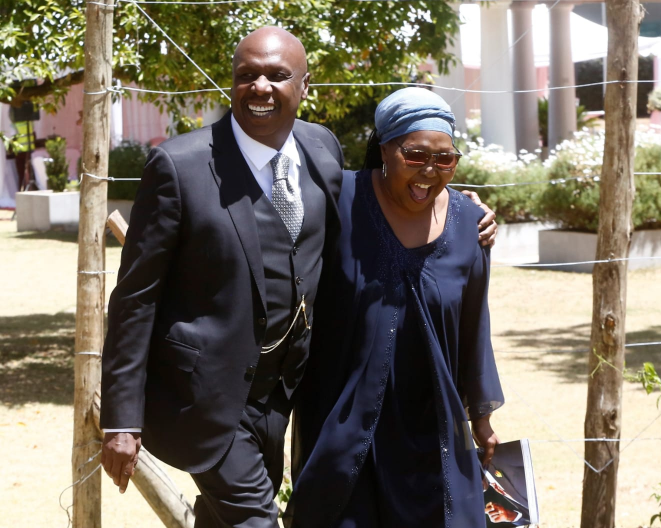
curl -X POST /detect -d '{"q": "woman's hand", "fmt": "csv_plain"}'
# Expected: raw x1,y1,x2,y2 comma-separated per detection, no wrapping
472,413,499,467
461,190,498,248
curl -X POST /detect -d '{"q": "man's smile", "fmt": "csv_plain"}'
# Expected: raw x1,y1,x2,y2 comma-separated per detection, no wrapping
248,103,275,117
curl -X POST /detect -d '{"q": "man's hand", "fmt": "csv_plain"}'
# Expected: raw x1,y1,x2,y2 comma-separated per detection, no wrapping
485,502,518,523
461,190,498,248
472,413,499,467
101,432,141,494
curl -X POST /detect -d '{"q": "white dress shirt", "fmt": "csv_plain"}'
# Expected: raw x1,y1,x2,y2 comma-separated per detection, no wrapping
104,115,302,435
230,113,302,201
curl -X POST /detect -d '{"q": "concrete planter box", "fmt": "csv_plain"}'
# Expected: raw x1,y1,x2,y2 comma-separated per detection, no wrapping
107,199,133,223
539,229,661,273
15,194,134,232
15,190,80,232
491,221,557,265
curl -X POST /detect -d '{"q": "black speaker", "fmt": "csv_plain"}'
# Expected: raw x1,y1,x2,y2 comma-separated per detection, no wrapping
9,101,40,122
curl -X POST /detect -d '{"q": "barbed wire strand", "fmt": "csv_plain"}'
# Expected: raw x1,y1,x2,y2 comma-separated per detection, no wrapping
82,169,661,189
59,462,102,528
507,376,661,473
108,85,218,95
104,79,659,98
626,341,661,348
502,378,604,473
531,437,661,444
127,0,231,101
449,175,598,189
496,341,661,356
118,0,262,3
80,172,141,182
493,256,661,269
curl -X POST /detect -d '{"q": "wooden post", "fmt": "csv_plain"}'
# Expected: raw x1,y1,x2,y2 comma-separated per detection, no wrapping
580,1,643,527
73,1,114,527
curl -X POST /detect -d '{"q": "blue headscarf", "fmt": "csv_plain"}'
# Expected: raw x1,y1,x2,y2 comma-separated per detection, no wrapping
375,87,456,145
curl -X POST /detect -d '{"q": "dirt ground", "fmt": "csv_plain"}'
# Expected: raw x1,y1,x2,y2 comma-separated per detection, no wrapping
1,208,660,527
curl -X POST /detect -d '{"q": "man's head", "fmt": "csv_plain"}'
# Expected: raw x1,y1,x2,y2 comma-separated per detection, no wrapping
231,27,310,150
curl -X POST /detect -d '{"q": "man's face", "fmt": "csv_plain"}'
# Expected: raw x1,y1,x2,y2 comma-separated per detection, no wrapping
231,30,310,150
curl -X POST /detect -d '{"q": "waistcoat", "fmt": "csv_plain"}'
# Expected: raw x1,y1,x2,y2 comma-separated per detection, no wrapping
248,145,327,399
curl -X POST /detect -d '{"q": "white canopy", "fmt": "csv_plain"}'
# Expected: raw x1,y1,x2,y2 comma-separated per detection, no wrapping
459,4,661,68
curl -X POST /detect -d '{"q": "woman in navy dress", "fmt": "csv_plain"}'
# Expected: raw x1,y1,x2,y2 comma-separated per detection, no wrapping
285,88,504,528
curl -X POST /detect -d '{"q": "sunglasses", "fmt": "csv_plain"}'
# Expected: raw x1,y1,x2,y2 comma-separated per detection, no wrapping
395,140,463,170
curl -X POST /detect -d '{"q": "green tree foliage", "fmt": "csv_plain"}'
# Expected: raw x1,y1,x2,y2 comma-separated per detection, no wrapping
1,0,459,122
44,136,69,191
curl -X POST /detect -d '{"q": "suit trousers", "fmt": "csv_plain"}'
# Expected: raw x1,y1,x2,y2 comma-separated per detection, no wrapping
191,383,292,528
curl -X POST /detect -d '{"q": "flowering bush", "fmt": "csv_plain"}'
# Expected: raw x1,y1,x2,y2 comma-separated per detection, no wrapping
536,129,661,232
648,89,661,114
451,128,661,231
453,134,545,224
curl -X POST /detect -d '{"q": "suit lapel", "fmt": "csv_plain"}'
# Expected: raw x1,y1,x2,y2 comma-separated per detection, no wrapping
292,126,341,229
208,114,267,313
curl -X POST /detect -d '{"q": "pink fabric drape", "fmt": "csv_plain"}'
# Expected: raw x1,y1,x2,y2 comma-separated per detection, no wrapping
121,84,170,146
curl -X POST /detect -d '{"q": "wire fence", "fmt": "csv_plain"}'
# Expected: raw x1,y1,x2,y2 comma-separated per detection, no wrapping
49,0,661,525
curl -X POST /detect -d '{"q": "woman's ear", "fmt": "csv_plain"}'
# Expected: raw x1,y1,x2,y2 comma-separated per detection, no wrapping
380,143,388,162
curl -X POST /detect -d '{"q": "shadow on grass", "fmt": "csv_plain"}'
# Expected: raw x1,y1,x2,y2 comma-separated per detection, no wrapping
13,230,123,247
496,323,661,385
0,313,76,406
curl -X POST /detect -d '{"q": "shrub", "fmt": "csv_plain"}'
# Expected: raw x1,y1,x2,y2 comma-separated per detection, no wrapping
536,130,661,232
648,89,661,114
44,137,69,192
453,138,545,224
107,141,148,201
538,98,600,148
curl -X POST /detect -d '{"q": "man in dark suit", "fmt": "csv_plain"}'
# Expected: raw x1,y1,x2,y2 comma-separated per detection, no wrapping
100,27,344,528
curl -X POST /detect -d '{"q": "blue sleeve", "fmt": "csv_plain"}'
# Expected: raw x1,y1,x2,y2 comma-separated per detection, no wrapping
458,243,504,420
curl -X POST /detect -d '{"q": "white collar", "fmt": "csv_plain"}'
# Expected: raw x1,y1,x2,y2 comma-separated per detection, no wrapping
231,113,300,171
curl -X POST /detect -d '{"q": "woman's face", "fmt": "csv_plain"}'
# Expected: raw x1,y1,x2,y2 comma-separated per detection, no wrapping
379,130,457,215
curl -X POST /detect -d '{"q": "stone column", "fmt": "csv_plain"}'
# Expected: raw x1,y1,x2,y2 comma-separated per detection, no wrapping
480,1,517,153
432,4,466,133
548,1,577,149
511,1,540,154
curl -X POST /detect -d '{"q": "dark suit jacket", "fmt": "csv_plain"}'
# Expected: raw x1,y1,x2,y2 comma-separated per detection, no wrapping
100,113,344,473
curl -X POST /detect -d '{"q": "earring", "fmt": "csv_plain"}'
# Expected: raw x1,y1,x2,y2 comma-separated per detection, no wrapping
382,162,387,179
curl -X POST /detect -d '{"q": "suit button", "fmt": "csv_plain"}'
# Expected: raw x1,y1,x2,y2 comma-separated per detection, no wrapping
257,317,266,326
292,246,299,255
295,276,303,285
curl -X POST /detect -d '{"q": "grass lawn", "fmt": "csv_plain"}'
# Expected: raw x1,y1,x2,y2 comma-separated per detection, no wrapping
1,209,660,527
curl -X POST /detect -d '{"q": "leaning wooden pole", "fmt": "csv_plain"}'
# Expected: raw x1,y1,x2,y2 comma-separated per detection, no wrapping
580,1,642,527
73,1,114,527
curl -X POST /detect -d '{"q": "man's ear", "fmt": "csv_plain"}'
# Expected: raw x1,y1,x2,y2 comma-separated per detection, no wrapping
301,72,311,100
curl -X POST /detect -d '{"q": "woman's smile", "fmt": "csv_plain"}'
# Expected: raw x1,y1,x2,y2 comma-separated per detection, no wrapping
409,182,433,203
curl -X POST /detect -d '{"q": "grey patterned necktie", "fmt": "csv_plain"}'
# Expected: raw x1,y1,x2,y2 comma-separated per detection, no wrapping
270,152,304,242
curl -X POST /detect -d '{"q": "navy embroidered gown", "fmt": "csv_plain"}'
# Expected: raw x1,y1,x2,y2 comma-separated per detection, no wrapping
285,170,504,528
